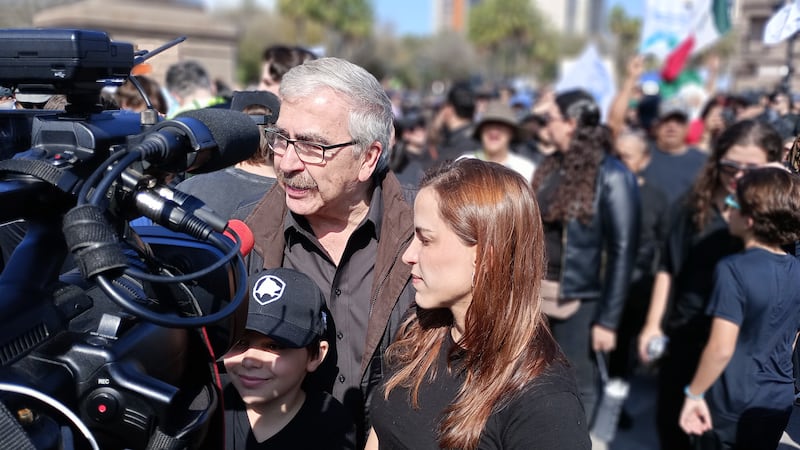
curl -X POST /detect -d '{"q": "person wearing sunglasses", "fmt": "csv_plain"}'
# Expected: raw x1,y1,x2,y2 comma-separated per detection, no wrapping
679,167,800,450
637,119,783,450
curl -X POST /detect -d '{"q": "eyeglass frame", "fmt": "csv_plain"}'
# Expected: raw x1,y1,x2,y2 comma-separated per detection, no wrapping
718,160,759,177
264,128,357,164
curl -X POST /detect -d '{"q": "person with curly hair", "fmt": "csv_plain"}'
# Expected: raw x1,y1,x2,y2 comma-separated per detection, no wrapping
531,89,640,426
679,167,800,450
637,119,784,449
367,158,590,450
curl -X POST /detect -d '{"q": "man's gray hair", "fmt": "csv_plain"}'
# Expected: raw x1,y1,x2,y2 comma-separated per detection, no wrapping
279,57,394,175
165,60,212,99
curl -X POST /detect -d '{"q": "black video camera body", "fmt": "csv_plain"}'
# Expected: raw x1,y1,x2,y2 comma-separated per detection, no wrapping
0,29,248,450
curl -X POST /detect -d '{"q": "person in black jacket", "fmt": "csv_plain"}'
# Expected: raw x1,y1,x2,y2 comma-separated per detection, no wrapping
532,89,640,427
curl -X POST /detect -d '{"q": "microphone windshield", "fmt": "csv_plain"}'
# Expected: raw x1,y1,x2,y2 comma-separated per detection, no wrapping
176,108,261,173
223,219,255,256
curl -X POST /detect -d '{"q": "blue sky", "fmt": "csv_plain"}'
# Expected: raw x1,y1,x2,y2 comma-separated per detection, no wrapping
208,0,645,37
375,0,645,37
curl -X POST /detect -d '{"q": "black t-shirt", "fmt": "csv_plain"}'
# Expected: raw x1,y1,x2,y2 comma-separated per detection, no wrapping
176,167,276,220
631,180,670,284
640,145,707,207
660,198,742,343
706,248,800,421
223,382,356,450
370,333,591,449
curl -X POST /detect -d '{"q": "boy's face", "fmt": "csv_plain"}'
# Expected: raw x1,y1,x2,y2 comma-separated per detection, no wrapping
223,331,325,408
725,194,750,239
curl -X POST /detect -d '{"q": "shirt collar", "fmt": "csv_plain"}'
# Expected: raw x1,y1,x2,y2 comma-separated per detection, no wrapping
283,183,384,241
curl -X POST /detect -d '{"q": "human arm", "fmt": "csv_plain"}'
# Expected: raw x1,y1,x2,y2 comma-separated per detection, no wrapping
593,161,641,351
679,317,739,435
607,55,644,138
364,428,379,450
703,54,720,96
638,270,671,363
592,325,617,352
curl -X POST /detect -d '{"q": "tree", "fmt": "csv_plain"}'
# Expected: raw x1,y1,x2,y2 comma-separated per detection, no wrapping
417,32,480,88
608,5,642,85
467,0,557,82
277,0,372,59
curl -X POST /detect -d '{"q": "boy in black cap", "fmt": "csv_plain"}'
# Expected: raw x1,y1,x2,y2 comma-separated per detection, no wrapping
222,267,356,449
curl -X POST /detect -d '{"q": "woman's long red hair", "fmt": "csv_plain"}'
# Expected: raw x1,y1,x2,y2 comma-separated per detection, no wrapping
383,158,563,450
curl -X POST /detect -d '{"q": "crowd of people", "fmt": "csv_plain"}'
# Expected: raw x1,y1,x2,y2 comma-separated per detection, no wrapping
3,41,800,450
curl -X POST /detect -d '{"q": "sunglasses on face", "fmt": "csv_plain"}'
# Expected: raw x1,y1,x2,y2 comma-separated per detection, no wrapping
718,160,759,177
724,194,740,211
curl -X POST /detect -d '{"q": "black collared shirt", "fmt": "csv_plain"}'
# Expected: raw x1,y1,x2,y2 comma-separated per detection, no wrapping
281,185,384,417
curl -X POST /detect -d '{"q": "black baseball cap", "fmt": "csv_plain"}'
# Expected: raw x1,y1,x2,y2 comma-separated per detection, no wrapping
230,90,280,125
245,268,327,348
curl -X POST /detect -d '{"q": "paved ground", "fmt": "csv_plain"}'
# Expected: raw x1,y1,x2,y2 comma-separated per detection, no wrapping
594,371,800,450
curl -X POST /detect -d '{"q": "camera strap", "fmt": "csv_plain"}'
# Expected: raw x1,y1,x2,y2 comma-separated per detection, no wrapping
146,428,189,450
0,159,81,193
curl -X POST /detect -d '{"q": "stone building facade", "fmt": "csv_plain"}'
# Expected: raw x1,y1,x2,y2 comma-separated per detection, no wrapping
731,0,799,93
33,0,239,90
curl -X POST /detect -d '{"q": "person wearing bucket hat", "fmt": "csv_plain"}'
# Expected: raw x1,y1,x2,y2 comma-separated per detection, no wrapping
459,100,537,183
222,267,356,449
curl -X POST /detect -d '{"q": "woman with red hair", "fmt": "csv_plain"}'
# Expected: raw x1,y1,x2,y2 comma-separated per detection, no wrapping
367,158,590,449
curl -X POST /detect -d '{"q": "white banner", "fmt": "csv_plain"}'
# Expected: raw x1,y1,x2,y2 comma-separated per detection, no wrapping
555,44,616,120
639,0,696,60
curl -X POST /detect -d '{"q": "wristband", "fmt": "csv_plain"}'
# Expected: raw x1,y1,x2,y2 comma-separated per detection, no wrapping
684,385,704,400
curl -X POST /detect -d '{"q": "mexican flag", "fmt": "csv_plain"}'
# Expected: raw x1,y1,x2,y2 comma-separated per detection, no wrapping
661,0,732,82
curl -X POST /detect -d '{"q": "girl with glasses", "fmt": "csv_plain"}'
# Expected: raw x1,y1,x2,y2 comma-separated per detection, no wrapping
637,119,783,449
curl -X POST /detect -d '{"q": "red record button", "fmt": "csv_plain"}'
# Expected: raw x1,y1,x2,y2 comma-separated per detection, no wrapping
87,391,119,422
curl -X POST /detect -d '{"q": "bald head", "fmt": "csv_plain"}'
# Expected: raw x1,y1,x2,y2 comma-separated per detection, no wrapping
615,131,650,174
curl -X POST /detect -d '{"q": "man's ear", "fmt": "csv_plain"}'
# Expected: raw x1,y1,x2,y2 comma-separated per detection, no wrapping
306,340,329,373
358,142,381,182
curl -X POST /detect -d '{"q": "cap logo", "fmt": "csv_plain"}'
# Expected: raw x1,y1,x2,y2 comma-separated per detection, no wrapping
252,274,286,306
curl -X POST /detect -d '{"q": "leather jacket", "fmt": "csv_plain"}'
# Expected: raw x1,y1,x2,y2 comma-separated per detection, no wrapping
545,155,640,330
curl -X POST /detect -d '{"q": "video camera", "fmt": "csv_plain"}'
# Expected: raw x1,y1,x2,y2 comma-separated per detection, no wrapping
0,29,261,449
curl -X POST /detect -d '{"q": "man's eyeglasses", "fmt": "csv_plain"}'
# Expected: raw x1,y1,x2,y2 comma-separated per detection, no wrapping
724,194,740,211
718,160,759,177
265,129,356,164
